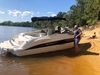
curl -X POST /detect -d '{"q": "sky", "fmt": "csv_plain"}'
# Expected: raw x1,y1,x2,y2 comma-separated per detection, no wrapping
0,0,76,22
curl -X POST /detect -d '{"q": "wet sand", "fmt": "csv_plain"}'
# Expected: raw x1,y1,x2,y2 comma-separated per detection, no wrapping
18,37,100,75
0,28,100,75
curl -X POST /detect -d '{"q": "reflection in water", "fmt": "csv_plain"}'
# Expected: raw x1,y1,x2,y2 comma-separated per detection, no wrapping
0,56,29,75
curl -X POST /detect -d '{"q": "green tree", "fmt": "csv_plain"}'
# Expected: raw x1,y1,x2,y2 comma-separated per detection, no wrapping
83,0,100,24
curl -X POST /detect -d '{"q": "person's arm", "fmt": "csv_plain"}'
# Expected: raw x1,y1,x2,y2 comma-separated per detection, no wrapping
76,29,82,38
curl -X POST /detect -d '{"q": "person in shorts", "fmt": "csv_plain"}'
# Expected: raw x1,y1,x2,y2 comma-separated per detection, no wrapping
73,25,82,54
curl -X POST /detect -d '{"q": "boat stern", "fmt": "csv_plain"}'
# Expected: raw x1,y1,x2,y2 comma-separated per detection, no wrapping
0,41,14,56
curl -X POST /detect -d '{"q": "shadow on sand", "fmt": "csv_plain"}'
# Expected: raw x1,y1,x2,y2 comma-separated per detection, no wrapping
7,42,99,58
77,42,99,56
18,42,99,58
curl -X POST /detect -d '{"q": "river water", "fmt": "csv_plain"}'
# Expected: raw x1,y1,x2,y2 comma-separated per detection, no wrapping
0,26,96,75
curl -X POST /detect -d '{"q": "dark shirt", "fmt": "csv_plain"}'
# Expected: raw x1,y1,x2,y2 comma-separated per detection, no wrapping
74,28,81,39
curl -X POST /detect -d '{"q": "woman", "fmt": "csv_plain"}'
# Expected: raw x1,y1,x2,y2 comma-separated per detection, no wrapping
73,25,82,54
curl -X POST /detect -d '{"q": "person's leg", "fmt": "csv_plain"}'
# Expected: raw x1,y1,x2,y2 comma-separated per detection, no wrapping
75,44,79,53
74,38,80,54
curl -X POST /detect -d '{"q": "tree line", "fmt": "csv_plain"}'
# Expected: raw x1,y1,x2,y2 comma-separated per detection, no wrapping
0,21,31,27
0,0,100,28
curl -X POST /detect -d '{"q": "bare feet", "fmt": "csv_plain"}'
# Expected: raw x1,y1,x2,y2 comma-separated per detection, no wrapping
74,49,81,55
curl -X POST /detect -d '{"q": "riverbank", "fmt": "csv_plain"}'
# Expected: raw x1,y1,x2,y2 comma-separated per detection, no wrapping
75,27,100,75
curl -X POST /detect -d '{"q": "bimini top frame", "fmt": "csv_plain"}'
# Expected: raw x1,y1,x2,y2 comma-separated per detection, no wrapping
31,16,66,22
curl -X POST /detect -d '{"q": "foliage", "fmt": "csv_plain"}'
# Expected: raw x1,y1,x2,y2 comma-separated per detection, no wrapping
0,21,31,27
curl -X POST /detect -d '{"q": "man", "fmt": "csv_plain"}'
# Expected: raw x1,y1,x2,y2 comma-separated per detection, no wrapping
47,21,55,35
73,25,82,54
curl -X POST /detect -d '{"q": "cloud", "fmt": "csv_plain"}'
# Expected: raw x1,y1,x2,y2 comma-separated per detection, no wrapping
7,10,34,18
47,12,53,14
37,12,39,14
8,10,21,17
36,12,40,16
21,11,34,18
51,14,56,17
0,11,4,14
47,12,56,17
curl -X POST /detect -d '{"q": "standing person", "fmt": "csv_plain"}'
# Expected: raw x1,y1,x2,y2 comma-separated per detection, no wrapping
73,25,82,54
47,21,55,35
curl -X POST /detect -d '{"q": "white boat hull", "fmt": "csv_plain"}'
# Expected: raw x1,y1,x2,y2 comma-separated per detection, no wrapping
0,31,74,56
12,42,73,56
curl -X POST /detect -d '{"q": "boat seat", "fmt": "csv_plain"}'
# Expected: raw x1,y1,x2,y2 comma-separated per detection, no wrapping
39,33,45,37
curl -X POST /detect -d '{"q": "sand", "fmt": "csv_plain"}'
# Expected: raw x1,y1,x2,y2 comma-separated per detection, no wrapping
77,27,100,75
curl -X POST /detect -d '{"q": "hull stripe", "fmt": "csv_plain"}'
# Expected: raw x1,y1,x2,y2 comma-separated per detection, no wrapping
26,38,74,50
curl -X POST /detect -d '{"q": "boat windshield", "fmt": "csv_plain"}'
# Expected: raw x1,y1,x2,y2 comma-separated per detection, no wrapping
11,35,24,46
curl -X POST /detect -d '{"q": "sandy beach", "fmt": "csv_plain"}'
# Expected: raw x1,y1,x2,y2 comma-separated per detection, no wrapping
75,27,100,75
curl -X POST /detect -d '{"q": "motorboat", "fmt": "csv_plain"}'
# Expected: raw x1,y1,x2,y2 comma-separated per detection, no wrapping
0,17,74,56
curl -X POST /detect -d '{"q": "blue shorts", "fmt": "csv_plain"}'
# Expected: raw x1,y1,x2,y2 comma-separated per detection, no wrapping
74,38,80,45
